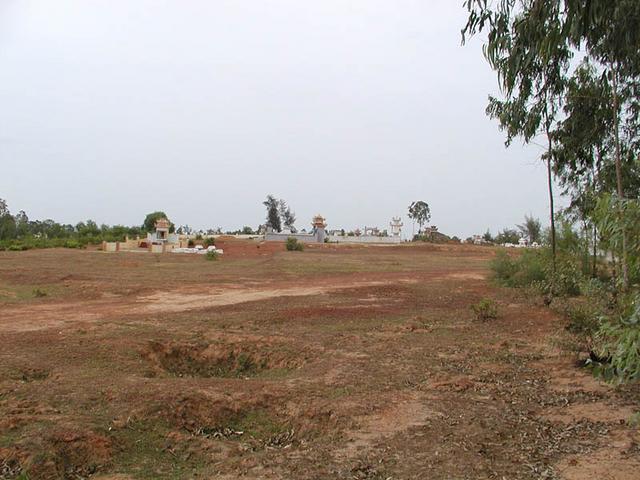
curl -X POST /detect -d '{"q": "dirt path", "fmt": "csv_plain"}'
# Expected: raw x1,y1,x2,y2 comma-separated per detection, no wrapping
0,277,421,333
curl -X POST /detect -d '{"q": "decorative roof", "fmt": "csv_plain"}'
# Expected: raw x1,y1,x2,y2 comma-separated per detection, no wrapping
312,214,327,229
155,218,170,230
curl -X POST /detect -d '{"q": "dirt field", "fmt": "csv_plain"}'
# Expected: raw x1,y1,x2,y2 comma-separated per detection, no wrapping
1,241,638,479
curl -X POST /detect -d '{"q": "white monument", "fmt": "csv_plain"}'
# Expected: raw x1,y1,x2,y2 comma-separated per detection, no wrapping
390,217,403,237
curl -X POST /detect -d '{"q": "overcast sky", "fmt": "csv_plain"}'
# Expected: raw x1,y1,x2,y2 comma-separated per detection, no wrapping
0,0,564,238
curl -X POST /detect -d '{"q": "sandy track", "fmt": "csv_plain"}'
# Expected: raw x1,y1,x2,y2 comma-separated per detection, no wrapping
0,278,421,333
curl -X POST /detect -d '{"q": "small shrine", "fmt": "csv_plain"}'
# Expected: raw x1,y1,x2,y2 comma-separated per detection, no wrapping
390,217,403,237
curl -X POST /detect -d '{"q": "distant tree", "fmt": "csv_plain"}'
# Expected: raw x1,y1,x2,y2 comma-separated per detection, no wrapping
518,215,542,244
408,201,431,234
279,200,297,232
142,211,173,232
14,210,29,237
263,195,281,232
0,198,9,217
0,199,16,240
482,230,493,243
241,226,254,235
495,228,520,245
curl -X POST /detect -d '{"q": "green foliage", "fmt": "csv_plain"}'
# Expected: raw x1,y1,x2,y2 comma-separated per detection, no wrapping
408,201,431,232
547,258,582,297
63,239,81,249
492,245,585,297
263,195,282,232
142,211,172,232
187,239,195,248
32,288,47,298
463,1,640,384
471,298,498,321
594,194,640,284
564,302,601,336
518,215,542,244
205,250,219,261
592,294,640,383
285,237,304,252
203,237,216,247
494,228,520,245
491,250,546,289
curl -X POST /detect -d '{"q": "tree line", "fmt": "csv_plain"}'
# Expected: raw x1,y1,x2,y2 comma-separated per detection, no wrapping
463,1,640,382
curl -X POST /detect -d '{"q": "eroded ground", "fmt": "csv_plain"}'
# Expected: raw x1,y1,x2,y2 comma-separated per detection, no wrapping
0,241,638,479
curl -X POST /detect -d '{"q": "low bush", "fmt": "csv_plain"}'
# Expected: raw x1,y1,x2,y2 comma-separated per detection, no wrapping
563,302,601,336
491,248,585,297
203,237,216,247
205,250,218,261
63,239,81,249
471,298,498,321
591,294,640,383
286,237,304,251
491,249,546,288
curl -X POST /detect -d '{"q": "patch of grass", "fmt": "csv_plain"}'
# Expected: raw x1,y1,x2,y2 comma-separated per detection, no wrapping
32,288,48,298
232,410,283,438
470,298,498,321
108,419,205,479
325,386,353,399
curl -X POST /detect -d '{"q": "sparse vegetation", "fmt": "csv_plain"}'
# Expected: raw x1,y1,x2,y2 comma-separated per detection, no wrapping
470,298,498,321
32,288,47,298
285,237,304,251
205,250,218,261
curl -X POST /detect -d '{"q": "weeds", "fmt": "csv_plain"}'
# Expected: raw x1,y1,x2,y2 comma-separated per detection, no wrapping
471,298,498,321
286,237,304,251
32,288,47,298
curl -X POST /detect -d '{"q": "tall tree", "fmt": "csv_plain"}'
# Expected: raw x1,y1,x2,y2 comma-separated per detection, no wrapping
263,195,281,232
0,199,16,240
463,0,572,270
408,201,431,234
279,200,297,232
463,0,640,286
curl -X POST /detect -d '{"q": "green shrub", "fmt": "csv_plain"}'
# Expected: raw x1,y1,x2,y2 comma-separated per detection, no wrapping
205,250,218,261
188,239,195,248
491,249,546,288
592,294,640,383
32,288,47,298
203,237,216,247
545,257,583,297
286,237,304,251
471,298,498,321
564,302,600,336
63,239,81,249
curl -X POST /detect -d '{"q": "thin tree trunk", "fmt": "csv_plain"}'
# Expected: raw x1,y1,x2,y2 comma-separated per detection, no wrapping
545,125,557,272
592,224,598,278
611,67,629,290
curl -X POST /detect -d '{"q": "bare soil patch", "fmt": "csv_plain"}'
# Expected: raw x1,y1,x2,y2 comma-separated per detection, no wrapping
0,243,637,479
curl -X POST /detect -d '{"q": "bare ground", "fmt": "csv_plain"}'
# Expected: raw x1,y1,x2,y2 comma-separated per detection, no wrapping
0,242,638,479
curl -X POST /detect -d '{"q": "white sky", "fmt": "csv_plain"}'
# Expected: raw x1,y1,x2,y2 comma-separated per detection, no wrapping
0,0,564,237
